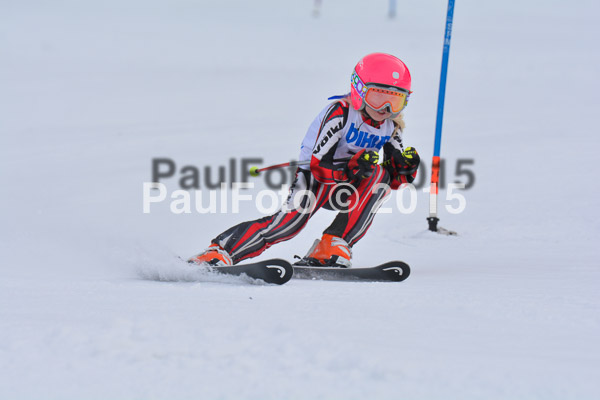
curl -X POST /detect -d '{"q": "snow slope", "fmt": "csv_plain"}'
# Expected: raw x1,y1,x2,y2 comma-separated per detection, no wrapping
1,0,599,399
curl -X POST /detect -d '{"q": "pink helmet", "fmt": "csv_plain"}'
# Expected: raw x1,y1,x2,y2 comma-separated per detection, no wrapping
350,53,412,112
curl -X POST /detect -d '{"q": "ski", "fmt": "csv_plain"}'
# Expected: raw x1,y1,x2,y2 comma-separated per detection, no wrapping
292,261,410,282
206,258,293,285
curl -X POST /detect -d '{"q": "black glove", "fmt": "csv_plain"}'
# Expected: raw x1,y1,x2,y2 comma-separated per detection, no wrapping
388,147,420,175
346,149,379,180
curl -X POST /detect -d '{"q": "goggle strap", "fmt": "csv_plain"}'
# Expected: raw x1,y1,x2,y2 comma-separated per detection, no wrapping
327,93,350,101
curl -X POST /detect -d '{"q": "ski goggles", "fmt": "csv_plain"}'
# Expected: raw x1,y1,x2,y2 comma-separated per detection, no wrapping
364,86,408,114
351,71,409,114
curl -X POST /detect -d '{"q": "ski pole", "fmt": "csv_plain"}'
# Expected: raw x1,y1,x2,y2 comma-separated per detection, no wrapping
427,0,457,235
249,158,351,177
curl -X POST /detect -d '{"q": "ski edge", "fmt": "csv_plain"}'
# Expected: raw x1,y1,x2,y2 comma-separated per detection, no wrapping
292,261,410,282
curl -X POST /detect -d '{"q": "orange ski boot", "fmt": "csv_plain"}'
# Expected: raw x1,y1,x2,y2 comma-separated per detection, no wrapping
188,243,233,266
305,234,352,268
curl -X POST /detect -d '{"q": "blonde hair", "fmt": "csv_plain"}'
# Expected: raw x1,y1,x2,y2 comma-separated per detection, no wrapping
337,95,405,138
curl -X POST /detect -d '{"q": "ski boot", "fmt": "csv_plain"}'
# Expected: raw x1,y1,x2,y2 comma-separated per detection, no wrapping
188,243,233,266
295,234,352,268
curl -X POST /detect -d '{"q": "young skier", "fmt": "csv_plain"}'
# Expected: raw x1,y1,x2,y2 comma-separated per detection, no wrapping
189,53,420,268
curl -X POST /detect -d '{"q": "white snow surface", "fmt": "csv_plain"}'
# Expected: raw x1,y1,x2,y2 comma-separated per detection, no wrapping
1,0,600,399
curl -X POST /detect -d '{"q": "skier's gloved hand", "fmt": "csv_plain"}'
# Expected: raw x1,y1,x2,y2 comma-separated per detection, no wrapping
346,149,379,180
389,147,420,175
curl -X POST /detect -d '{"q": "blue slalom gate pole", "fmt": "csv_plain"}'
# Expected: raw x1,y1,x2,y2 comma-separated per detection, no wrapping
427,0,457,235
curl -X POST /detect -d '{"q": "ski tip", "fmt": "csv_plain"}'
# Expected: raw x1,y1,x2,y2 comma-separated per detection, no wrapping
252,258,294,285
379,262,410,281
266,259,294,284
